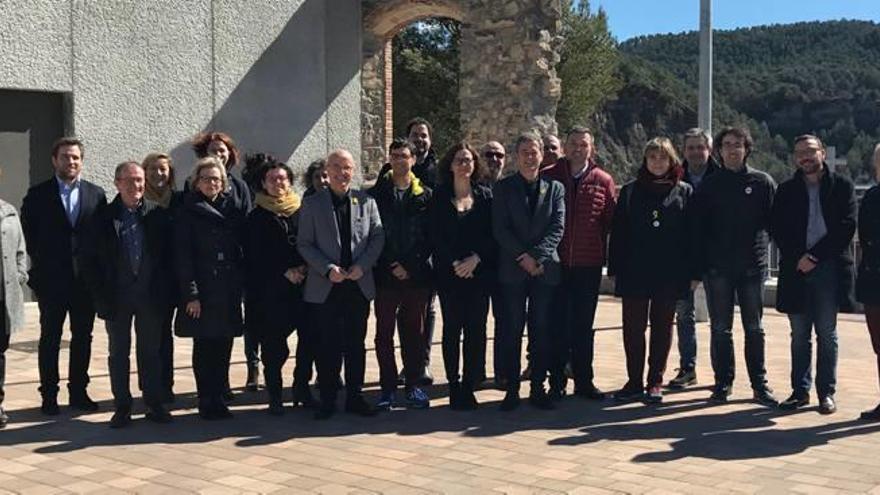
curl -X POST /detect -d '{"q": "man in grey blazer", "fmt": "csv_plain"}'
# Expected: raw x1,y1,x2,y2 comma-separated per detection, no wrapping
298,149,385,419
492,132,565,411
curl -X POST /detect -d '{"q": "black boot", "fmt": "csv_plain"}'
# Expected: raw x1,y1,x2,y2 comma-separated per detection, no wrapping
460,382,478,410
448,382,462,410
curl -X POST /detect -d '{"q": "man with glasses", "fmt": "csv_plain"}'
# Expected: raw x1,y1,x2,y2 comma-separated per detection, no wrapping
771,135,856,414
482,141,506,185
691,127,778,407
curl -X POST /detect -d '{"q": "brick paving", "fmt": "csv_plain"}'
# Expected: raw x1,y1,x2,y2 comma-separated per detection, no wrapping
3,297,880,494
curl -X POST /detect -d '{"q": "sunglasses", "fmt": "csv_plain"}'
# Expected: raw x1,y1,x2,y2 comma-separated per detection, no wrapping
484,152,505,159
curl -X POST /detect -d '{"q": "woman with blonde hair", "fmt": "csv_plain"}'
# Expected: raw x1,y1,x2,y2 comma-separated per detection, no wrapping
608,137,693,404
175,157,248,419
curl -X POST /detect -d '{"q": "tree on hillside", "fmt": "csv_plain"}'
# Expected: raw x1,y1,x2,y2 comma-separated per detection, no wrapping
556,1,621,133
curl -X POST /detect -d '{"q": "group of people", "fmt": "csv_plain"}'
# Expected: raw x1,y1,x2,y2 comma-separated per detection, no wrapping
2,118,880,430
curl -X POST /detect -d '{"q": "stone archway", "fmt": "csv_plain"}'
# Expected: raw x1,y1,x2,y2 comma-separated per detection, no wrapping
361,0,562,172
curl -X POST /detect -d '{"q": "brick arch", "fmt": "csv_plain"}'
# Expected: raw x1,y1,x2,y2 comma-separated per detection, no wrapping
364,0,464,39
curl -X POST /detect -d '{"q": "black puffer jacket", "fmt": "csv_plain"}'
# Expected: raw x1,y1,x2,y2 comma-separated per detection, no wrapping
608,179,693,298
174,191,248,338
368,175,433,288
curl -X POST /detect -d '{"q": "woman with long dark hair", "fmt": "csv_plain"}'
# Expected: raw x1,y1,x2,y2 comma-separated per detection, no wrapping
430,142,495,409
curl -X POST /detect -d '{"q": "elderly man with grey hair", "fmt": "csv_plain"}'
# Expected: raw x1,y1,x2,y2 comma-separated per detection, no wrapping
298,149,385,420
492,132,565,412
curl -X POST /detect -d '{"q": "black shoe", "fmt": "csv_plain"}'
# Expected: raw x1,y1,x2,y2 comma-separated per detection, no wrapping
145,405,172,424
529,390,555,410
494,377,508,390
448,382,463,410
499,390,520,411
160,389,176,405
345,396,377,417
818,396,836,415
460,384,478,410
213,401,234,420
69,391,99,412
666,368,697,389
41,397,60,416
109,408,132,429
709,385,731,404
314,404,335,420
222,390,235,403
614,385,644,403
292,386,318,408
778,393,809,410
548,386,566,402
574,384,606,401
0,407,8,429
860,404,880,421
268,398,285,416
245,365,260,392
644,386,663,404
753,387,778,407
198,399,214,420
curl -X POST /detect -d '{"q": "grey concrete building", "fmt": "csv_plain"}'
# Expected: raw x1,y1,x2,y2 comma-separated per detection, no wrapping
1,0,561,207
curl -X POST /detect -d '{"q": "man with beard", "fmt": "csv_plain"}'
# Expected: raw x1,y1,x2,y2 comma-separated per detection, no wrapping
771,135,856,414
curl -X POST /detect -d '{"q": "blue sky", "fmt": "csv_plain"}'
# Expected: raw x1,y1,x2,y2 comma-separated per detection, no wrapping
590,0,880,41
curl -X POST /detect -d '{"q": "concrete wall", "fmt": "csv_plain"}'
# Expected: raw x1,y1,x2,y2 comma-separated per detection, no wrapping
0,0,362,193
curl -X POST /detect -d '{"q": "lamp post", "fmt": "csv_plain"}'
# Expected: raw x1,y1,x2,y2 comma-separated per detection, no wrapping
698,0,712,133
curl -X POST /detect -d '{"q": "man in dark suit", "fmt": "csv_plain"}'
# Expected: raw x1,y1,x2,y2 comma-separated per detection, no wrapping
21,137,107,415
492,132,565,411
82,161,174,428
298,149,385,420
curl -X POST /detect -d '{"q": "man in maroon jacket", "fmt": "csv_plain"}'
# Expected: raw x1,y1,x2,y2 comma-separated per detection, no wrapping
542,127,617,400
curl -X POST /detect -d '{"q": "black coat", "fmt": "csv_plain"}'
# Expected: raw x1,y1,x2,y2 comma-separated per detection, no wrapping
81,197,173,320
244,205,306,336
691,165,775,278
20,177,107,299
368,176,433,288
174,191,248,338
682,156,720,188
428,183,496,291
857,185,880,305
771,166,856,313
608,180,693,299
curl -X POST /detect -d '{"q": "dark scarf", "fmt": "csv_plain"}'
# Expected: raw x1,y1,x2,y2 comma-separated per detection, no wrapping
637,163,682,197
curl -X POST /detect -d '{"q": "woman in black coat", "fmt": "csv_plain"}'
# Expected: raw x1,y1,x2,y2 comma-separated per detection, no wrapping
245,160,308,415
608,137,693,404
857,144,880,421
430,142,495,410
175,157,248,420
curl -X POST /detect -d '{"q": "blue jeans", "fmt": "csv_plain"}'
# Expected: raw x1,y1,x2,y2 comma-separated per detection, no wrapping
499,280,557,394
787,262,839,399
675,289,697,371
705,271,769,391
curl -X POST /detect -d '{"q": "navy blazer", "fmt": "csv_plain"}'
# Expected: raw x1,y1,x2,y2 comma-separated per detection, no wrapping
491,173,565,285
21,177,107,298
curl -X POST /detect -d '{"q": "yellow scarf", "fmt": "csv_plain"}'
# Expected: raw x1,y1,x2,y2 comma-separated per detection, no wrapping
144,184,173,208
382,170,425,196
255,191,301,217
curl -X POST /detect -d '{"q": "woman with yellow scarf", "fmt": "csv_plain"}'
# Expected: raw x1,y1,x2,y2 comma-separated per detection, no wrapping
244,160,308,415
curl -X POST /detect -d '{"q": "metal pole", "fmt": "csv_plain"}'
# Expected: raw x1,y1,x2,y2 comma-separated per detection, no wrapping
698,0,712,133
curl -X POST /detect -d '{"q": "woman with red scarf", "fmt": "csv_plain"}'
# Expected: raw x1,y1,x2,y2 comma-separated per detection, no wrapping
608,137,694,404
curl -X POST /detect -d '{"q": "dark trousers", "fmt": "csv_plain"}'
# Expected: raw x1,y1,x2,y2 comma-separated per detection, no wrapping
399,291,436,371
0,315,8,406
439,286,489,387
675,287,698,371
787,262,839,399
705,271,769,391
37,286,96,398
491,284,505,381
499,279,556,394
259,331,290,401
375,287,430,391
158,305,175,395
193,337,233,401
864,305,880,392
243,326,260,368
555,267,602,391
292,304,317,391
106,301,163,409
622,296,676,389
314,282,370,405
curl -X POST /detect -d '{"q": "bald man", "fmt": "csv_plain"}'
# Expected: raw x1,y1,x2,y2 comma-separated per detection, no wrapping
298,150,385,419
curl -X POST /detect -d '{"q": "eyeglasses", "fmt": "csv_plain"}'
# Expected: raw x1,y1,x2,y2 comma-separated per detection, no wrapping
484,152,505,159
199,176,222,183
455,157,474,165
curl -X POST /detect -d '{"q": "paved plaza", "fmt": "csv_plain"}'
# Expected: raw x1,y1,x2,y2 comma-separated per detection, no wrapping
3,297,880,494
